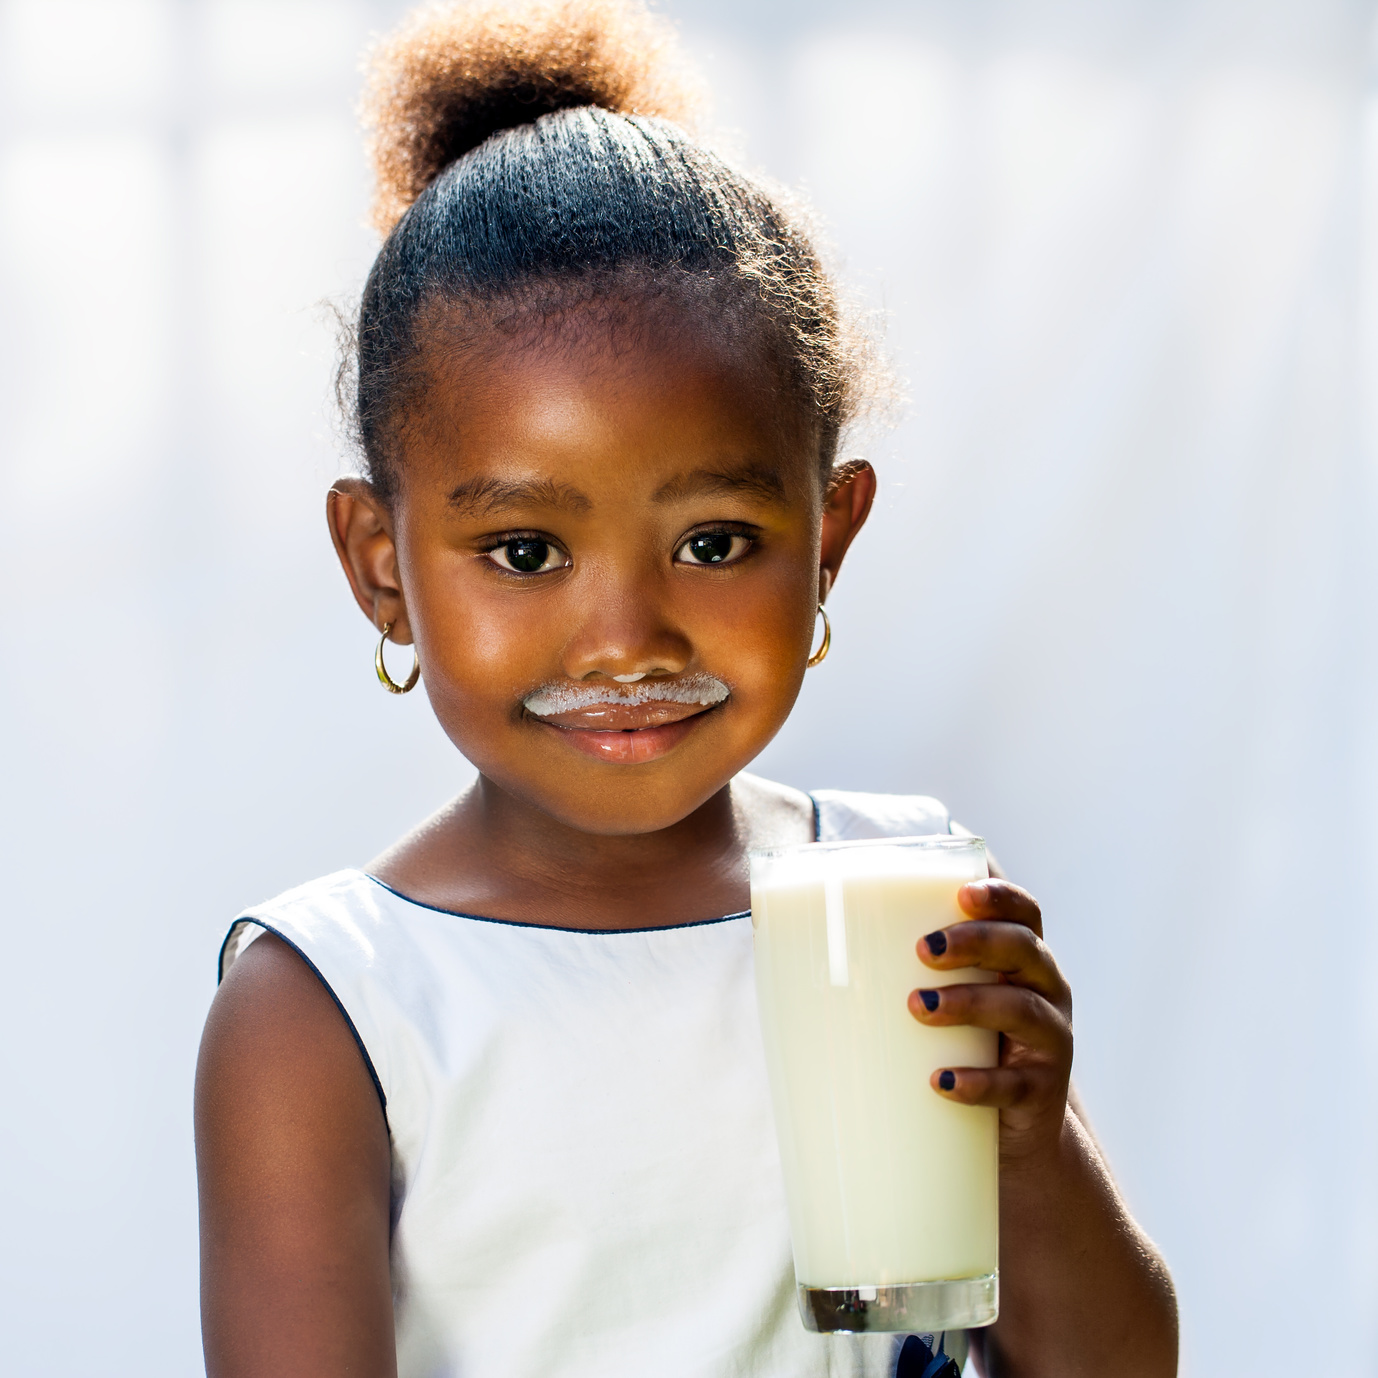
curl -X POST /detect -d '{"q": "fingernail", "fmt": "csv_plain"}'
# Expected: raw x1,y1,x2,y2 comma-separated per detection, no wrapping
924,930,948,956
964,881,990,903
938,1070,956,1091
918,989,940,1012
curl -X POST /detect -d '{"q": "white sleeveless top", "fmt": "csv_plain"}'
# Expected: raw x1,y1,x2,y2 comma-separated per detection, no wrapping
220,789,970,1378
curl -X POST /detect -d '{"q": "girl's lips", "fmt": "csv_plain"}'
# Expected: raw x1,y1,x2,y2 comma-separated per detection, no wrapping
532,699,710,732
536,703,716,764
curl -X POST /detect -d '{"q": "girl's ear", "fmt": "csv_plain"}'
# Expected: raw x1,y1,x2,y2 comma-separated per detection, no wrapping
327,479,413,643
818,460,877,601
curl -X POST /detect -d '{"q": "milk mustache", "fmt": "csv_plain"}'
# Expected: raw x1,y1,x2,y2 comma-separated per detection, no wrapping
750,835,999,1333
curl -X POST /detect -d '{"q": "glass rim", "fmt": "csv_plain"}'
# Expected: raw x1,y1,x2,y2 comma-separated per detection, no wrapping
749,832,985,863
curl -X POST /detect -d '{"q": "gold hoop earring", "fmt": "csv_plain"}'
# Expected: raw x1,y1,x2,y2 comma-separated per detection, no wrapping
806,603,831,669
375,621,420,694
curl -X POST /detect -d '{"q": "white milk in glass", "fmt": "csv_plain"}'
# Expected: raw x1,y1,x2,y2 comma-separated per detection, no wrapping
750,835,999,1334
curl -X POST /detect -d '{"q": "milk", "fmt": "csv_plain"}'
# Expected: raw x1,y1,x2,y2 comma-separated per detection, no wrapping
751,837,999,1305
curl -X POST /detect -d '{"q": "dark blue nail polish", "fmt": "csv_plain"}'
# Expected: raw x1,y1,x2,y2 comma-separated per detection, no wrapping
938,1070,956,1091
918,989,940,1012
925,930,948,956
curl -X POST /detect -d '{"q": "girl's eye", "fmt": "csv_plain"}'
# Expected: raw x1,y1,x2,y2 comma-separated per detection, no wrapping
676,532,751,566
485,538,569,574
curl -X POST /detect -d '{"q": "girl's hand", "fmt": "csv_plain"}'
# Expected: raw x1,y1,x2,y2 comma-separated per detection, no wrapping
908,879,1073,1166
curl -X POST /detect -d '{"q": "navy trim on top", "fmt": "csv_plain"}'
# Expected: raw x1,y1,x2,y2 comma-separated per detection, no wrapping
217,918,390,1122
360,871,751,936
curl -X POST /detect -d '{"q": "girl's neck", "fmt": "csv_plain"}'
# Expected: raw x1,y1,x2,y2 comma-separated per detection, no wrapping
366,772,813,930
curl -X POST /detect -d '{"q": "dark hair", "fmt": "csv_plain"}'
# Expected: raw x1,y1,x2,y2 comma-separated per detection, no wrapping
348,0,881,501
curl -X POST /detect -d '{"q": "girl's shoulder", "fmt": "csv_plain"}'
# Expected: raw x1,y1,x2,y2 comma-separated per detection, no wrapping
809,786,954,841
732,772,956,845
218,868,389,984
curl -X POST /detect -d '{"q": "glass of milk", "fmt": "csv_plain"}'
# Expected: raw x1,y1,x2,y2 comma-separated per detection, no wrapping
750,834,999,1335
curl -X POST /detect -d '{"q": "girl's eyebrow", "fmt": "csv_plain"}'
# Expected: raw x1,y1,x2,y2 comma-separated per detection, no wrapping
651,465,787,504
447,476,593,515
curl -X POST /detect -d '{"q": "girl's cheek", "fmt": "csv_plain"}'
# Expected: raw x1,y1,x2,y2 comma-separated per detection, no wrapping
427,597,561,692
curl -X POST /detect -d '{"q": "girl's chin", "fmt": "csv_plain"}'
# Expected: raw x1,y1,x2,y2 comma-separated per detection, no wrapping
537,713,708,764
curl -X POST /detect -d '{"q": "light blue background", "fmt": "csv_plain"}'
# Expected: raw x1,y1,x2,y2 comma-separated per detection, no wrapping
1,1,1375,1373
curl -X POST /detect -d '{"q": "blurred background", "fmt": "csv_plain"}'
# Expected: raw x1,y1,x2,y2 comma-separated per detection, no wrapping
2,0,1376,1372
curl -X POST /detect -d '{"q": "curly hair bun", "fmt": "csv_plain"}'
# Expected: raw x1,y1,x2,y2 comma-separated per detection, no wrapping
363,0,703,236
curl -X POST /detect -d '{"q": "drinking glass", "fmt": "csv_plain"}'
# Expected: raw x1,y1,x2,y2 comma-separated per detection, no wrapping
750,834,999,1334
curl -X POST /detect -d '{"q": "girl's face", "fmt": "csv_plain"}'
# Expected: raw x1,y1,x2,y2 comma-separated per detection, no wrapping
330,304,875,837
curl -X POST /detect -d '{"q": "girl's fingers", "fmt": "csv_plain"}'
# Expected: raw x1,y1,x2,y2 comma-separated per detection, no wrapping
918,917,1069,1010
915,881,1074,1146
957,879,1042,935
929,1064,1059,1110
909,981,1071,1056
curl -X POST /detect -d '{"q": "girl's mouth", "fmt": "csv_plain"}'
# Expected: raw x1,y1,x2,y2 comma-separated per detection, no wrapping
532,699,720,764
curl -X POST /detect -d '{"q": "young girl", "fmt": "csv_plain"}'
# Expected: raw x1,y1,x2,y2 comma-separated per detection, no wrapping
195,3,1178,1374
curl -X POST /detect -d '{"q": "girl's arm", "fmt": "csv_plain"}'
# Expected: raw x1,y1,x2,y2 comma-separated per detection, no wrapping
195,934,396,1378
912,883,1178,1378
971,1095,1178,1376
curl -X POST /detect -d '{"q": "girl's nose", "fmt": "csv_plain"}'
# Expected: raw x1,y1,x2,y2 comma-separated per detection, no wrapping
560,588,692,683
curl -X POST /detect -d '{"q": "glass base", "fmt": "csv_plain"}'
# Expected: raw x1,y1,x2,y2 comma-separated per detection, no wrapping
797,1272,998,1334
